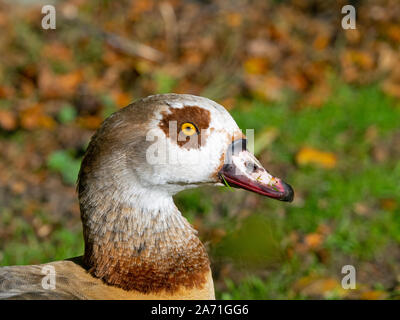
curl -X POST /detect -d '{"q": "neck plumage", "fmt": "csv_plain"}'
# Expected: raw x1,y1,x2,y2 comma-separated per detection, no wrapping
79,183,211,294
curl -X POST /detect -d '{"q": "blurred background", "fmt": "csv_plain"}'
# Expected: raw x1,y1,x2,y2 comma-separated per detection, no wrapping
0,0,400,299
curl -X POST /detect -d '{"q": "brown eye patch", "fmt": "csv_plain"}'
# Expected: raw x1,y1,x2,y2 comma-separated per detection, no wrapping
159,105,211,149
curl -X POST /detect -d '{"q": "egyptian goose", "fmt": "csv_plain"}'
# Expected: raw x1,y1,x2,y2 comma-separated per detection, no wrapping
0,94,293,299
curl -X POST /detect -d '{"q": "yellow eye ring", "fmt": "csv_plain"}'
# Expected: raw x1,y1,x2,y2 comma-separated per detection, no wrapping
181,122,197,136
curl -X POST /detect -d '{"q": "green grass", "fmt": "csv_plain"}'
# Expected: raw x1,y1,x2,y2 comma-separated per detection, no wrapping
0,209,83,266
47,150,82,185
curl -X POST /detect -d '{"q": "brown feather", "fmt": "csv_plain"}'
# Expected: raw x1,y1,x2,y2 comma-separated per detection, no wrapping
0,257,214,299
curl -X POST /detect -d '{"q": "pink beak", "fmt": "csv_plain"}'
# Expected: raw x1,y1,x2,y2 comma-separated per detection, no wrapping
218,139,294,202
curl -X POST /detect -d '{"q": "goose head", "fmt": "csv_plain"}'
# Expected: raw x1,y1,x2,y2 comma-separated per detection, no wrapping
77,93,293,295
80,93,293,201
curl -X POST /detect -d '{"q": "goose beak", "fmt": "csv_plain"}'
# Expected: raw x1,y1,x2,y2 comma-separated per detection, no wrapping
218,139,294,202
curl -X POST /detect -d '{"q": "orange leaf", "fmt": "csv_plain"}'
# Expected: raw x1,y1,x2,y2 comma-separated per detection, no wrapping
387,24,400,43
294,276,344,298
39,68,83,99
11,180,27,194
361,290,387,300
0,86,15,98
304,233,323,249
42,42,72,61
20,104,55,130
382,80,400,99
218,97,235,111
0,109,17,130
244,57,269,75
77,116,102,130
380,198,397,211
225,12,242,27
346,50,375,70
111,90,132,109
313,35,330,51
296,147,337,169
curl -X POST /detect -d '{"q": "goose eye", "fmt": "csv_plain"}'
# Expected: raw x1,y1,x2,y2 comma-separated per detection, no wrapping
181,122,197,136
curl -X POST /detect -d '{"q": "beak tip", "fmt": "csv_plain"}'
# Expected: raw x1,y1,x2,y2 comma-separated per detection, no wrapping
280,181,294,202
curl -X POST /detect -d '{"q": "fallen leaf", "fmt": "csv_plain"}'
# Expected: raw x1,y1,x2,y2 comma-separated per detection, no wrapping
0,109,17,130
360,290,387,300
371,143,389,163
380,198,397,211
354,202,372,216
296,147,337,169
301,82,331,108
20,104,56,130
77,115,103,130
39,68,83,99
382,79,400,99
225,12,242,27
37,224,52,238
110,90,132,108
386,24,400,43
244,57,269,75
42,42,72,61
313,34,330,51
294,276,346,298
245,75,284,101
217,97,235,111
304,233,323,249
10,180,26,194
348,50,375,70
0,86,15,98
129,0,154,18
288,72,309,92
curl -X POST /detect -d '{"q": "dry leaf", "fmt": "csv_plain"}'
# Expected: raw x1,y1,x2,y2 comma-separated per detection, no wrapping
77,115,103,130
304,233,323,249
218,97,235,111
382,79,400,99
347,50,375,70
313,34,330,50
245,75,284,101
296,147,337,169
42,42,72,61
380,198,397,211
0,109,17,131
301,82,331,108
354,202,372,216
294,276,345,298
386,24,400,43
37,224,52,238
288,72,308,92
10,180,26,194
129,0,154,18
360,290,387,300
225,12,242,27
39,68,83,99
20,104,56,130
0,86,15,98
244,57,269,75
111,90,132,108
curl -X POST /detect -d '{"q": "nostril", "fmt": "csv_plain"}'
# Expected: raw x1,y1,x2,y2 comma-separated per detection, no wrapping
245,161,258,173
